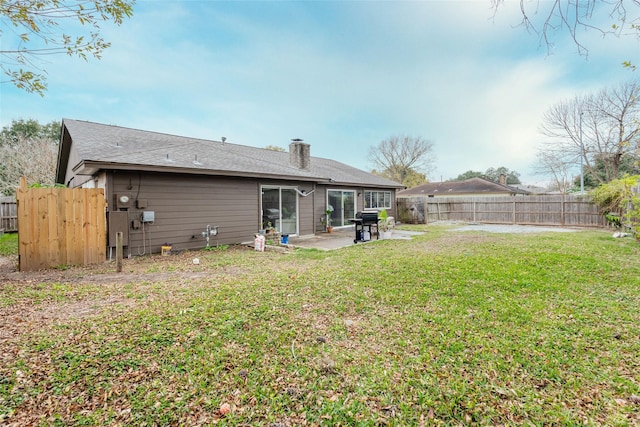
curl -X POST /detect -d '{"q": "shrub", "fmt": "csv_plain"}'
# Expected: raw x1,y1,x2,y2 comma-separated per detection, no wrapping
591,175,640,236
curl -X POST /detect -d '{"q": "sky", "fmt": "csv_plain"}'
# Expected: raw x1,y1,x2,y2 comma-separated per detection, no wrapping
1,0,638,185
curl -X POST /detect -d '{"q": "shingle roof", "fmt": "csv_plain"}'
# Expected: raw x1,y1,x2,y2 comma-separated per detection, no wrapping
398,177,529,196
58,119,402,188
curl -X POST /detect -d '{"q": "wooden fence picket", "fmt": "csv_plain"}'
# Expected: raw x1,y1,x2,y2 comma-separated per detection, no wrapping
16,178,106,271
397,195,606,228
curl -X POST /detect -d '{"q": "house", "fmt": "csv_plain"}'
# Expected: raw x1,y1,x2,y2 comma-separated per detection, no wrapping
56,119,403,255
396,176,530,223
397,177,530,198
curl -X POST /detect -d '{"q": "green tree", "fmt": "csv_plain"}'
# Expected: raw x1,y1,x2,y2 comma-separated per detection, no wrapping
401,169,428,188
368,135,435,185
484,167,521,184
1,0,134,95
450,167,521,184
373,167,427,188
0,118,60,143
575,153,640,190
264,145,286,152
451,170,483,181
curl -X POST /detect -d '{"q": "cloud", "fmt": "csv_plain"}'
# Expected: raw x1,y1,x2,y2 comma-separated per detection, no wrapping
2,0,636,186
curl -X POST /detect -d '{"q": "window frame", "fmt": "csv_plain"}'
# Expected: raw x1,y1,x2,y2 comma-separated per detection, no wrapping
327,189,356,228
364,190,392,210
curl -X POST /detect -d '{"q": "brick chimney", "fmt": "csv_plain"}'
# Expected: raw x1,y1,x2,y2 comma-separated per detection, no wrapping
499,173,507,185
289,139,310,170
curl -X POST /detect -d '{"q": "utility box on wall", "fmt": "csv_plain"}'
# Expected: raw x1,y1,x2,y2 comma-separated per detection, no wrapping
115,194,132,210
142,211,155,222
108,211,129,246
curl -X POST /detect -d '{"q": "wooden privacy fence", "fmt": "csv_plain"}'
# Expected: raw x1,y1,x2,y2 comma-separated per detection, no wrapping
17,179,106,271
1,196,17,232
397,195,606,228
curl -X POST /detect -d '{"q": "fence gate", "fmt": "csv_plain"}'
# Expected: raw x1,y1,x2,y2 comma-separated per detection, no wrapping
16,179,106,271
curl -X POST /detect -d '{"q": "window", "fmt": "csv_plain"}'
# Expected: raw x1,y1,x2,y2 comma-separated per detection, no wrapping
364,191,391,209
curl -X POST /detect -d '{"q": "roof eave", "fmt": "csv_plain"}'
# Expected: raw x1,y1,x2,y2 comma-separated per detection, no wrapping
76,161,399,186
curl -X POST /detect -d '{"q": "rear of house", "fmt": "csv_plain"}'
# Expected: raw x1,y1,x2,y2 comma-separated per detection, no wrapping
56,119,403,256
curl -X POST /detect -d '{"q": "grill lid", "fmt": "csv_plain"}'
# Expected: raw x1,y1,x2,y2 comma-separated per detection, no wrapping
356,211,379,224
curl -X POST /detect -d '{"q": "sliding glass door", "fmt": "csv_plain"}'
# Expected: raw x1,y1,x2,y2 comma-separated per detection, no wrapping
327,190,356,227
261,186,298,235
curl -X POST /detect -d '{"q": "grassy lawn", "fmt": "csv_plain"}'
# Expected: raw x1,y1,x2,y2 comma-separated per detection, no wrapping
0,232,17,257
0,225,638,425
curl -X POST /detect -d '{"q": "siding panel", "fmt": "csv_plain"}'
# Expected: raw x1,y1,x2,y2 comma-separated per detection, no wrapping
109,172,336,253
110,172,258,253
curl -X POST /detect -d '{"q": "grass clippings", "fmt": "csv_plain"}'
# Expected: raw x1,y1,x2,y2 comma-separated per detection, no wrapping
0,225,638,426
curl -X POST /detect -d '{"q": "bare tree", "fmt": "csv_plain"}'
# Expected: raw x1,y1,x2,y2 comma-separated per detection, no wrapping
368,135,435,185
537,80,640,188
0,135,57,195
532,150,573,193
491,0,640,57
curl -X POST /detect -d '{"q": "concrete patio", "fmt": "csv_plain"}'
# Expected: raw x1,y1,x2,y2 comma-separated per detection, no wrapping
287,227,423,251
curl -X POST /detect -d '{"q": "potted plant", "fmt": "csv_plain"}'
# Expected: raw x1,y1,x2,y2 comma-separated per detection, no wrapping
265,221,276,235
378,208,393,239
324,206,334,233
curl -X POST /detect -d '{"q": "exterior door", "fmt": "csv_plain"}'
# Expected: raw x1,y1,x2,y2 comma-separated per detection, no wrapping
261,186,298,235
327,190,356,227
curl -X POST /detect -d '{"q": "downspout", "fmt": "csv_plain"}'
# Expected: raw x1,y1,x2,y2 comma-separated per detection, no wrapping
312,183,317,234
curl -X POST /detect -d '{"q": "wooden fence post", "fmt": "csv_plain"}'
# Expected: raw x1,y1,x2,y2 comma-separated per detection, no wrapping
116,232,123,273
422,199,427,224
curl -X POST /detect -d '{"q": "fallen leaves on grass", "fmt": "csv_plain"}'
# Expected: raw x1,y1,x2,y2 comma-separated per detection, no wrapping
1,231,639,425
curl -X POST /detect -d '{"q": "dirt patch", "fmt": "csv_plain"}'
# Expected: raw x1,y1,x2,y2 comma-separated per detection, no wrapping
0,248,260,347
0,254,17,274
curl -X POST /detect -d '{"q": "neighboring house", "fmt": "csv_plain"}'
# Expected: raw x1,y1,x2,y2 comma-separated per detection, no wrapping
509,184,554,195
56,119,403,255
397,177,530,198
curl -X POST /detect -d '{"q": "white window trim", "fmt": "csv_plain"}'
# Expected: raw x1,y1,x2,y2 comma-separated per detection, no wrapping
364,190,392,210
260,185,299,236
327,188,357,228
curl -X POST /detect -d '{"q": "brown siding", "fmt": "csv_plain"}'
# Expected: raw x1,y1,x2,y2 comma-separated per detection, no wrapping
107,172,325,254
314,187,328,232
109,172,259,254
297,184,315,236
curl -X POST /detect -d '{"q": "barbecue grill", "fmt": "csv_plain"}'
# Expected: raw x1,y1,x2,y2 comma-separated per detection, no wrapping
349,211,379,243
